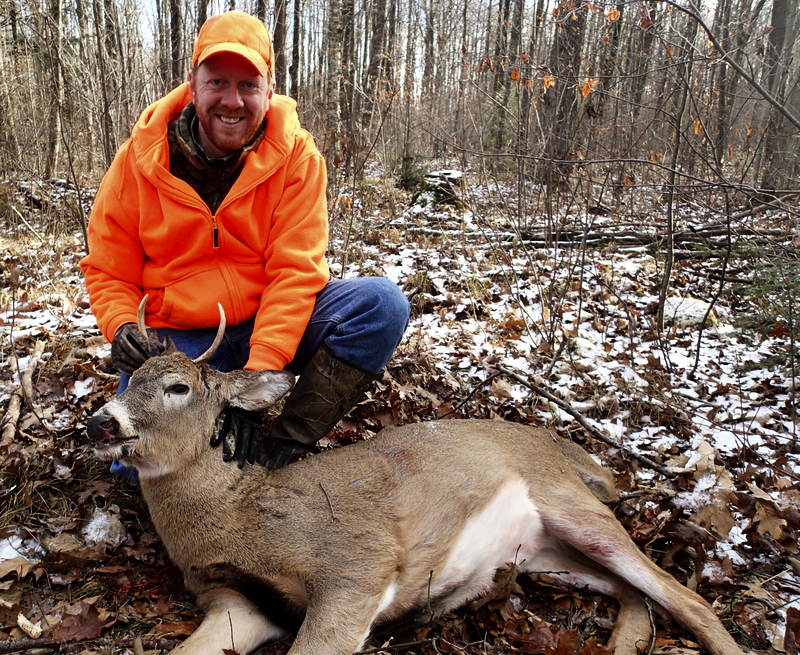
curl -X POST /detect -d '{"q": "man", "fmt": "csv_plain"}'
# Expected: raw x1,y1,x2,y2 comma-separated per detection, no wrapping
80,11,409,473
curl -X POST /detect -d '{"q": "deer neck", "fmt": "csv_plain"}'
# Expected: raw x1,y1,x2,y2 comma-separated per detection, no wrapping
138,448,261,569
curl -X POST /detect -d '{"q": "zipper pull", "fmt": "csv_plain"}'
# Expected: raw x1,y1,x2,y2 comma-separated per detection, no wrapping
212,224,219,249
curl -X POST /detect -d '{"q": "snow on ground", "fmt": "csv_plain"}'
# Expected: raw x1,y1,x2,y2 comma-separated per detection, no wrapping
1,171,798,647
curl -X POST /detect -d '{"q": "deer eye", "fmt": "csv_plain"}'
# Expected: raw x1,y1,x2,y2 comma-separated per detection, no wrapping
166,384,190,395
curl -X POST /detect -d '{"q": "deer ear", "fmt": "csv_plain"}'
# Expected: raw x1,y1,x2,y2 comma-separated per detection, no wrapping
163,336,179,355
223,370,295,411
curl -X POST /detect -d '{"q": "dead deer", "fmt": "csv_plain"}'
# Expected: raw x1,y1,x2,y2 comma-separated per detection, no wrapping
86,302,745,655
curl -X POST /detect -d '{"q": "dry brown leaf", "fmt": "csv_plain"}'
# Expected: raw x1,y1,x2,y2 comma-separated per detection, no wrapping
0,557,41,580
754,500,787,539
43,601,106,641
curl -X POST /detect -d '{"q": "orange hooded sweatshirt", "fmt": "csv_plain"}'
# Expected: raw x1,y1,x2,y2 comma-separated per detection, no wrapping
80,84,330,371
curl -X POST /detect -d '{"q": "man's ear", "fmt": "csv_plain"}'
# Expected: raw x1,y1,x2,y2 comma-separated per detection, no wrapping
188,69,196,99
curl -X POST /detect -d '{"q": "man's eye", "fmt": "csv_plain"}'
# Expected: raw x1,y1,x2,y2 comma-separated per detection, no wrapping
167,384,190,395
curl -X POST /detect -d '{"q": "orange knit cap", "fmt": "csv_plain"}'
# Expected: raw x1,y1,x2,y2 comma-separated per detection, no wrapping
192,11,275,77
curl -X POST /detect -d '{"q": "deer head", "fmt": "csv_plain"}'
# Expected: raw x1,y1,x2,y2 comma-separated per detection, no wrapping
87,298,294,478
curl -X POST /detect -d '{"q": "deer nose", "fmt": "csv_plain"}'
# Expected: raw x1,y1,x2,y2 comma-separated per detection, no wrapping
87,413,120,442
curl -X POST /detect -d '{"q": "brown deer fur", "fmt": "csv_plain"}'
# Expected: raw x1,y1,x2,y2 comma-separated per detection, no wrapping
87,351,745,655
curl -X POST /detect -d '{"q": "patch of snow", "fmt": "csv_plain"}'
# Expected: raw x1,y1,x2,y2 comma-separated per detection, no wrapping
663,296,717,328
82,508,126,549
0,535,43,563
673,473,718,512
69,377,95,399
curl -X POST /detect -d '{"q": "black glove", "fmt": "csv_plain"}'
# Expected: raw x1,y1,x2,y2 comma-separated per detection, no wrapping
257,438,312,469
211,407,263,468
111,323,165,375
211,407,311,469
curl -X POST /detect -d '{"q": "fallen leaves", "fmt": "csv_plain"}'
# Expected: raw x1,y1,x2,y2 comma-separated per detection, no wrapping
3,179,800,654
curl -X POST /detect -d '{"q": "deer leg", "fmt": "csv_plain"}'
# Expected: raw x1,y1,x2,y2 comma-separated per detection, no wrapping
526,547,652,655
540,504,745,655
170,588,287,655
287,581,398,655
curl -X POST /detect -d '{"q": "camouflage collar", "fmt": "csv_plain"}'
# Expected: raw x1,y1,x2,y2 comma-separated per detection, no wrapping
172,102,267,175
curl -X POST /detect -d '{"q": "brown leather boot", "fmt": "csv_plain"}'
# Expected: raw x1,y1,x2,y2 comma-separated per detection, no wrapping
257,346,379,468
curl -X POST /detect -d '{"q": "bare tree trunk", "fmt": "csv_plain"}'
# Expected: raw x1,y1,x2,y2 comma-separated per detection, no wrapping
531,0,546,58
384,0,397,85
591,2,623,118
759,0,799,189
92,0,115,167
540,0,588,179
455,0,468,167
494,0,522,151
103,0,115,58
657,11,699,333
169,0,182,88
290,0,302,97
44,0,63,179
490,0,511,99
273,0,288,93
340,0,355,170
422,0,434,98
711,0,731,166
323,0,343,178
0,24,20,171
362,0,387,130
630,2,658,122
197,0,209,33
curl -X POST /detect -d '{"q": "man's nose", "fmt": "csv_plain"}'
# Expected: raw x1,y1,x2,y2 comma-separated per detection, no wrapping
219,86,244,108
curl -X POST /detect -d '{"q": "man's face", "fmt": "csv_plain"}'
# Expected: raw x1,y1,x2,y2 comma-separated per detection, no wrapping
189,52,274,158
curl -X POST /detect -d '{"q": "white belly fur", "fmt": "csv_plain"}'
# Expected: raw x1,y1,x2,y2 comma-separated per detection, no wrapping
428,477,544,610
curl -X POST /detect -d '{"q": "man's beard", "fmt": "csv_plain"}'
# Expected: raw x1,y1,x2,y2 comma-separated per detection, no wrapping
196,105,263,155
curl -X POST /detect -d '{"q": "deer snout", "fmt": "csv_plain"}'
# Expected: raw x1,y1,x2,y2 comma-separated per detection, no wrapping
87,412,121,443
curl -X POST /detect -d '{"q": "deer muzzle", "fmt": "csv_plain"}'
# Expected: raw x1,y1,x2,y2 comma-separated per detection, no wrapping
87,411,122,446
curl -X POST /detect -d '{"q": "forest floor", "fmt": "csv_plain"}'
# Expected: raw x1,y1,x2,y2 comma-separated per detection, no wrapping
0,169,799,655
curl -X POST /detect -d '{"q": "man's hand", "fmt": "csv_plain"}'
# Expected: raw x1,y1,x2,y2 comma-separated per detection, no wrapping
111,323,165,374
212,408,310,469
212,407,263,468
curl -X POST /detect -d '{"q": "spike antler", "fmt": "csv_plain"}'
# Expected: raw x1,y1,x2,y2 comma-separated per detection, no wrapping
137,295,150,339
137,295,226,364
194,304,227,364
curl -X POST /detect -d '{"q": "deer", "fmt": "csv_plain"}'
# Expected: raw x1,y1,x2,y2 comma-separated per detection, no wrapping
86,300,746,655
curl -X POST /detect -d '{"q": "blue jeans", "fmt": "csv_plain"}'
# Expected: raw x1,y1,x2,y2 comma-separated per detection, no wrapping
111,277,409,481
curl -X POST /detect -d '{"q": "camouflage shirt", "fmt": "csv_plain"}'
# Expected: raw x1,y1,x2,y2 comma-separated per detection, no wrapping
167,102,267,214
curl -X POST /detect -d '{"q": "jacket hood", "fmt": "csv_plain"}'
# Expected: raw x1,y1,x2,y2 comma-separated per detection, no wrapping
130,83,303,180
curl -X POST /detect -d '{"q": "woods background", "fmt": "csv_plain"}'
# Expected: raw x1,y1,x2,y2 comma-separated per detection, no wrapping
1,0,799,198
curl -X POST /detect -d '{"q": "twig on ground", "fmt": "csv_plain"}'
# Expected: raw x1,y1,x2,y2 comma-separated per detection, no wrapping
0,637,182,654
355,638,438,654
603,490,654,507
9,205,46,242
495,366,677,479
1,340,48,445
436,371,503,418
643,597,656,655
573,600,597,655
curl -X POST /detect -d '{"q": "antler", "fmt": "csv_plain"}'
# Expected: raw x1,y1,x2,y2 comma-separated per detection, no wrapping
194,303,226,363
137,295,150,338
137,295,226,364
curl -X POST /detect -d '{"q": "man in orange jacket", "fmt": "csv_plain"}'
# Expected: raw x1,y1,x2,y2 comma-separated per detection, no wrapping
81,11,409,475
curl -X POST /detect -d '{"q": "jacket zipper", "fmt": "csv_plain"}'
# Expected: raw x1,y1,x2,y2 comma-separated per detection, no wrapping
212,217,219,249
